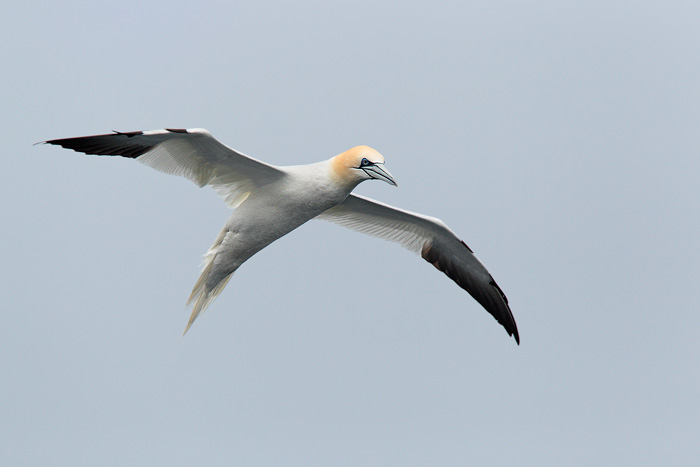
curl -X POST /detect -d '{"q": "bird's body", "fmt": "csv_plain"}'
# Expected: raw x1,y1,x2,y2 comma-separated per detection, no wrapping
186,159,358,330
43,128,519,343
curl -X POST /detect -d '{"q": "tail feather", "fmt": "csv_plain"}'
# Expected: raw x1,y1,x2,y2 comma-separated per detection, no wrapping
183,227,232,335
183,270,233,335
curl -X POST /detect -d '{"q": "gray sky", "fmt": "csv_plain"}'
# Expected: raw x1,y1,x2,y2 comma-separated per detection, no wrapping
3,0,699,465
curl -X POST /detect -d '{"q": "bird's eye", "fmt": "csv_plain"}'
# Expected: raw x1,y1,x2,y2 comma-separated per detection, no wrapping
360,158,371,167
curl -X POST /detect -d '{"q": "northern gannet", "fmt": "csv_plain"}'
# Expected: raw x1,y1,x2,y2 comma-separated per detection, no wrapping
43,128,519,344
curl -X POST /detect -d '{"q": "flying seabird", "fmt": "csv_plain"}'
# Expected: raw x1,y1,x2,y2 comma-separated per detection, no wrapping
42,128,519,344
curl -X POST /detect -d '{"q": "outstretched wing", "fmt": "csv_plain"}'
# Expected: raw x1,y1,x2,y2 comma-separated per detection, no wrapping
317,194,519,344
42,128,285,208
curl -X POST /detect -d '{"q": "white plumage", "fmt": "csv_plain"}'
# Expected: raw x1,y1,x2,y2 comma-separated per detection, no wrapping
43,128,519,344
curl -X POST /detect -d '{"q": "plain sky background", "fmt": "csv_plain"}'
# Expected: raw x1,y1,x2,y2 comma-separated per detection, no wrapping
2,0,699,465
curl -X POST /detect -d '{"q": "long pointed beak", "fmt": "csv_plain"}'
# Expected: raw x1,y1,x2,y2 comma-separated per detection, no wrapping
363,163,398,186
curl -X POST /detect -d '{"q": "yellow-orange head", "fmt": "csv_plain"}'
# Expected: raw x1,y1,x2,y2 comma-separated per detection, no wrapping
330,145,396,188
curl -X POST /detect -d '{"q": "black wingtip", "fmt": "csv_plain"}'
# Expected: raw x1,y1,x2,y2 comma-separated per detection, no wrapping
40,132,154,158
488,278,520,345
509,320,520,345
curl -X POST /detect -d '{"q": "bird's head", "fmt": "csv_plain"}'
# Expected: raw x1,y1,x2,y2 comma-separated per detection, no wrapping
331,145,397,188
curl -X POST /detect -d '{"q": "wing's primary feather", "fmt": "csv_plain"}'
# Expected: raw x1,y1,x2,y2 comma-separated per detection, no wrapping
317,194,519,344
42,128,285,208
